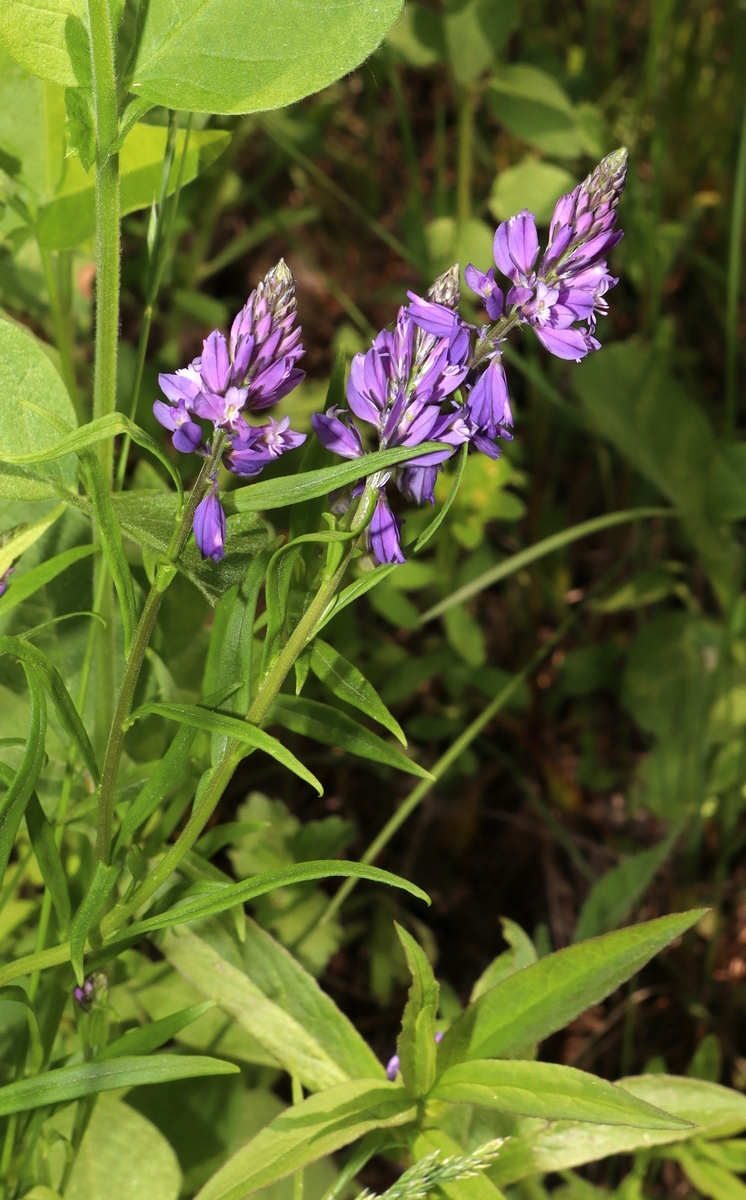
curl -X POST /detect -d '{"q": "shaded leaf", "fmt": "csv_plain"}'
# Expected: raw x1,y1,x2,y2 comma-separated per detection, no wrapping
311,639,405,744
574,833,678,943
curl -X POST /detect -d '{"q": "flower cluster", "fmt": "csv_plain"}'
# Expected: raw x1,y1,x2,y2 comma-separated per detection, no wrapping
155,152,626,569
154,260,307,560
466,147,628,362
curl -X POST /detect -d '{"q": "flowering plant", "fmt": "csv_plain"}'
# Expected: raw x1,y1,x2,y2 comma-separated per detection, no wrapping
0,7,740,1200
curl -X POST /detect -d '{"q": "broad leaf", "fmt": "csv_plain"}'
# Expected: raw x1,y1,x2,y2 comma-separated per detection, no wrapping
0,318,77,500
0,1,76,86
162,915,385,1090
310,639,406,744
0,1054,238,1116
62,1094,182,1200
574,833,677,943
486,65,588,157
437,911,705,1069
268,695,432,780
411,1129,508,1200
194,1079,416,1200
128,701,323,796
431,1061,688,1128
130,0,404,115
673,1146,746,1200
396,924,439,1098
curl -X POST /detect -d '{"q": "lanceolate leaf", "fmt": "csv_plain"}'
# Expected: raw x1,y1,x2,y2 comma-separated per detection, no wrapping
70,860,122,986
310,639,406,745
396,924,440,1098
0,545,97,620
126,861,429,939
226,442,444,513
25,791,70,931
0,636,99,782
128,702,323,796
193,1079,416,1200
112,725,198,857
574,832,678,943
0,665,46,881
437,910,706,1069
0,1054,238,1117
130,0,404,115
0,503,66,578
97,1002,216,1060
314,564,398,635
268,695,432,780
430,1060,689,1128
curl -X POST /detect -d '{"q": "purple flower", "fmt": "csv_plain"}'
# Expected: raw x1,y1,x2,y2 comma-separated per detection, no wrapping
386,1053,400,1081
153,261,307,560
467,148,627,364
0,564,14,598
312,277,473,564
193,480,226,563
464,265,504,321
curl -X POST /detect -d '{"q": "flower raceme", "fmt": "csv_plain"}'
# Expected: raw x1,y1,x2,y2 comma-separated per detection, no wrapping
153,152,626,570
153,259,307,559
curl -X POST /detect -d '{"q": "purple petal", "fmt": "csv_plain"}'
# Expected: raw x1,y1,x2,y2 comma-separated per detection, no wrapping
311,409,364,459
386,1054,400,1082
158,369,201,407
172,420,203,453
406,291,459,338
369,494,405,565
397,464,438,505
193,485,226,562
466,357,512,436
200,330,231,395
534,325,592,361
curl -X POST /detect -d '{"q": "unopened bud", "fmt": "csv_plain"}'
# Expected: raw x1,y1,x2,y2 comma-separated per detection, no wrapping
427,264,461,310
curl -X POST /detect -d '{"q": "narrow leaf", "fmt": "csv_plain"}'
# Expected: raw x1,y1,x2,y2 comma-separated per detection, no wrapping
314,564,398,635
70,860,122,986
112,725,197,857
212,543,277,746
437,910,706,1069
311,639,406,744
126,861,430,939
128,701,323,796
674,1146,746,1200
0,545,97,620
0,665,46,881
574,832,678,943
227,442,445,513
0,636,99,783
193,1079,416,1200
97,1001,216,1060
80,452,137,655
396,924,439,1098
194,821,269,860
0,1054,238,1117
412,442,468,553
0,986,43,1070
431,1060,689,1128
268,695,432,780
0,503,67,578
25,792,71,931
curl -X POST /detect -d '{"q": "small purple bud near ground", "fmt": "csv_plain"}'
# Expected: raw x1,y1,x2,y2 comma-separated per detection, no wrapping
386,1053,400,1081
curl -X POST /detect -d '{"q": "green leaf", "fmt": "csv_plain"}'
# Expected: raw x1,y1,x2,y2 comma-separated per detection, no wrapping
574,833,678,943
431,1060,689,1127
193,1079,416,1200
268,695,432,780
0,318,77,500
437,910,706,1069
163,915,385,1089
127,861,429,940
0,544,96,620
226,442,445,513
314,564,398,634
0,663,46,880
410,1129,508,1200
673,1146,746,1200
128,701,324,796
0,0,76,86
194,821,269,860
490,159,576,224
97,1002,216,1060
80,451,138,656
396,924,439,1097
310,639,406,745
486,65,586,157
64,85,95,170
130,0,404,115
413,442,468,554
112,726,197,858
0,636,99,782
0,985,43,1070
470,918,537,1002
70,860,122,986
490,1076,746,1186
63,1094,182,1200
25,791,70,931
0,1054,238,1117
36,125,231,250
0,503,66,578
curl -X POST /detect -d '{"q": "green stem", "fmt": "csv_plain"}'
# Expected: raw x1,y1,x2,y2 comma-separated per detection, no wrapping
95,438,226,863
318,619,574,928
39,245,83,426
457,87,476,231
726,95,746,434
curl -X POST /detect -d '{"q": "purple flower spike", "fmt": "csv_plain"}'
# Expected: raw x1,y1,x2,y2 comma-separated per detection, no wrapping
386,1053,401,1081
465,356,513,441
226,416,306,477
193,480,226,562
